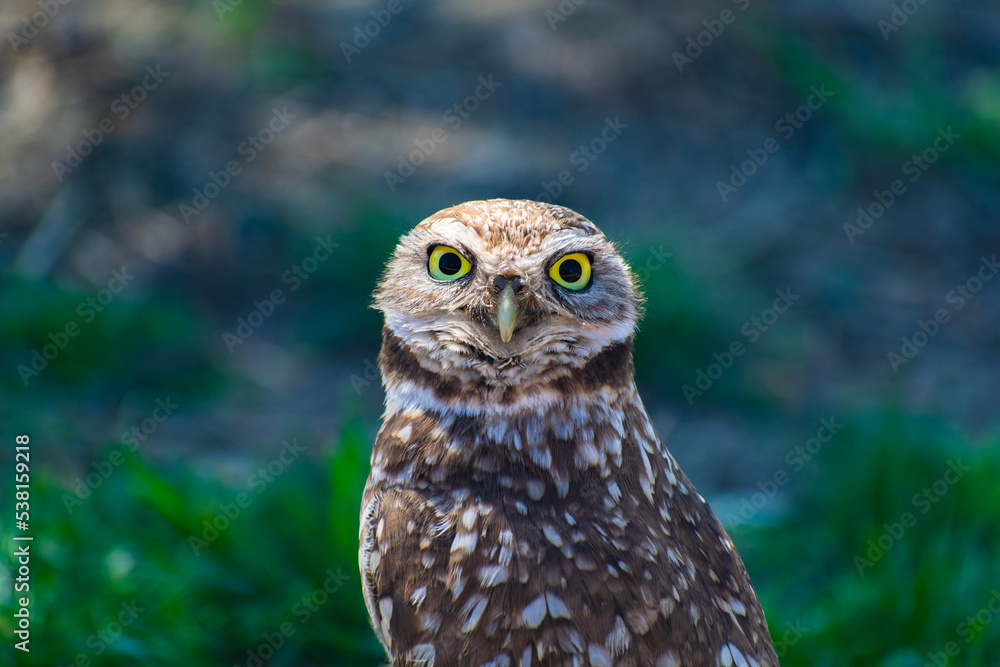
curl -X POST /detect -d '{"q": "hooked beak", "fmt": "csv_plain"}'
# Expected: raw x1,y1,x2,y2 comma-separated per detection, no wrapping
495,286,519,343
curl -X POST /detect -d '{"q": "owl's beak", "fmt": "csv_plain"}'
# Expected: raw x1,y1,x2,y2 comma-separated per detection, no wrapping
495,286,519,343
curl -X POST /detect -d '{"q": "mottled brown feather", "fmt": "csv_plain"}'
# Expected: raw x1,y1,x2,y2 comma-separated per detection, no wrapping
360,199,778,667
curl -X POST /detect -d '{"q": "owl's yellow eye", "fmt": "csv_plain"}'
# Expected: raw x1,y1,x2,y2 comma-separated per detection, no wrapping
549,252,592,291
428,245,472,281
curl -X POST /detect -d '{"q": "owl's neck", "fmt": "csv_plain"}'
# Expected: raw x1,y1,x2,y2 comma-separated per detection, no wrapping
375,328,655,496
378,327,635,416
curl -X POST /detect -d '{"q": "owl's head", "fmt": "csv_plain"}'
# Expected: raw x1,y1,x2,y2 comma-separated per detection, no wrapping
375,199,642,386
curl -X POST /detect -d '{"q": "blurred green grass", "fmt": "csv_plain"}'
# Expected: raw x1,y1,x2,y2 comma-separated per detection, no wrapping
2,2,999,664
2,417,997,666
4,214,998,664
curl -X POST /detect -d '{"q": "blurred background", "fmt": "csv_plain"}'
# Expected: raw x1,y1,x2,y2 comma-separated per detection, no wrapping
1,0,999,665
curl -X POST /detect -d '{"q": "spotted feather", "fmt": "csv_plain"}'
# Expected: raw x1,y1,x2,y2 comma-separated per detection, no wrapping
360,199,779,666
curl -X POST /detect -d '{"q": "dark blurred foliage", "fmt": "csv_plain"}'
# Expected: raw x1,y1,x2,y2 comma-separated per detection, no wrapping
1,0,999,665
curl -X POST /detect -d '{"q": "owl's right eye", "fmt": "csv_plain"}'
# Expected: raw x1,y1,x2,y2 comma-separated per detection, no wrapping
428,245,472,282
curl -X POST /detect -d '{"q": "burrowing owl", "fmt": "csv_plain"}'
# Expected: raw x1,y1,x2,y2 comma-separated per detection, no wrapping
360,199,778,667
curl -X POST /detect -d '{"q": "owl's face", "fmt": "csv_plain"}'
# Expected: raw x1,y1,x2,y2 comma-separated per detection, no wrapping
375,199,641,383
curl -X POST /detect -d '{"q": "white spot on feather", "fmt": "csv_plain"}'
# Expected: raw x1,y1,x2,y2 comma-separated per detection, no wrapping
407,643,436,666
419,611,442,632
607,480,622,503
478,564,509,586
378,597,393,648
479,654,511,667
545,593,571,619
520,596,548,628
461,594,489,633
719,642,750,667
451,531,477,554
656,651,680,667
575,440,601,468
588,644,612,667
606,615,631,655
637,446,655,501
530,447,552,467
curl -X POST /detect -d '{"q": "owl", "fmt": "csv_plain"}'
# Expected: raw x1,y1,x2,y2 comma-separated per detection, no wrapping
360,199,778,667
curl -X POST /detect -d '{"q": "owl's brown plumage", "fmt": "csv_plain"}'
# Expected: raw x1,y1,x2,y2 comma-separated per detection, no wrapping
360,199,778,666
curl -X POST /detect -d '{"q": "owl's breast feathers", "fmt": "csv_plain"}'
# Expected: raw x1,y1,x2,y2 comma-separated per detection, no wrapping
361,331,778,667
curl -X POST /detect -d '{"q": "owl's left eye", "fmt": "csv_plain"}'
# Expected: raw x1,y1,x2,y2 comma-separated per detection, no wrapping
428,245,472,282
549,252,592,291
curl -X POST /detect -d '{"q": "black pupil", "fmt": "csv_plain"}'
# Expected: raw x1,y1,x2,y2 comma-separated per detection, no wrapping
438,252,462,276
559,259,583,283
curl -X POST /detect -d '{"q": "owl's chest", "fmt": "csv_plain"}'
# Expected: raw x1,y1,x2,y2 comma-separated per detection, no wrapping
362,473,665,598
367,394,646,500
358,478,676,660
363,397,671,573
